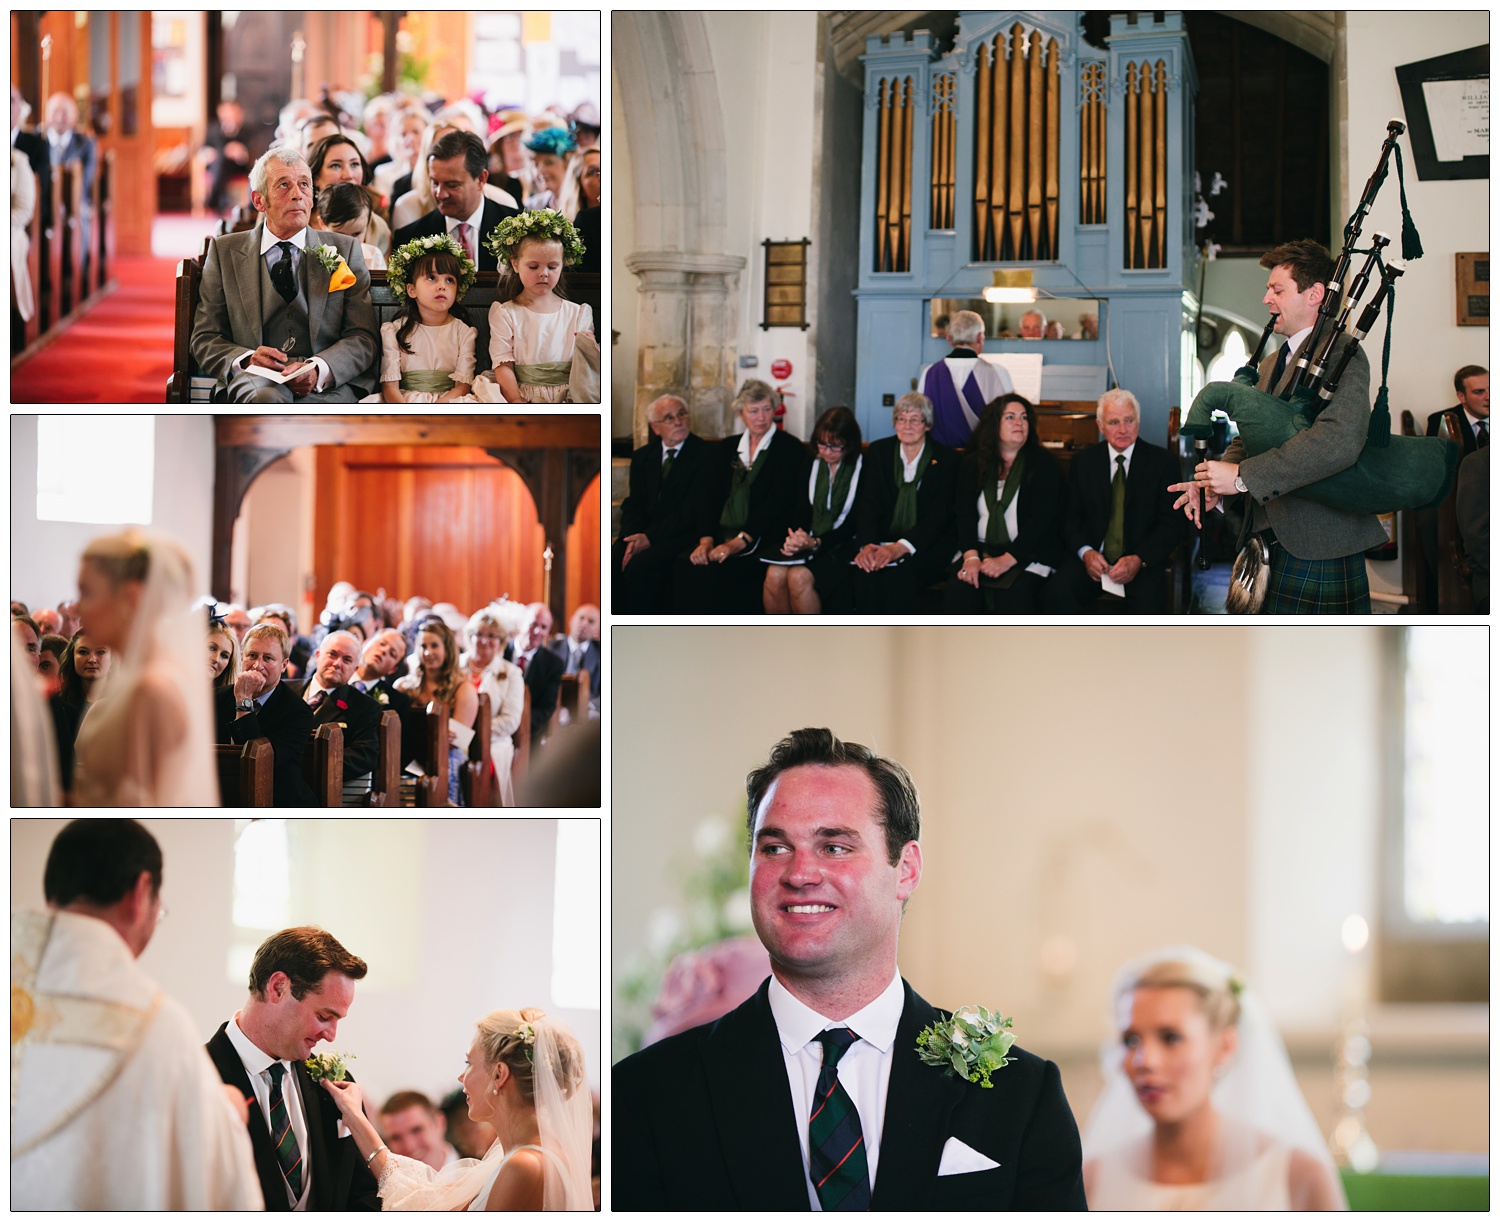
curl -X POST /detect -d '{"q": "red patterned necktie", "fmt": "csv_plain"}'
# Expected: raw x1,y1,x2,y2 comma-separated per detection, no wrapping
456,221,474,263
809,1028,871,1210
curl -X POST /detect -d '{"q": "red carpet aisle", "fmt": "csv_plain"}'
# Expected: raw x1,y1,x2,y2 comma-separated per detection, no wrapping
12,215,216,404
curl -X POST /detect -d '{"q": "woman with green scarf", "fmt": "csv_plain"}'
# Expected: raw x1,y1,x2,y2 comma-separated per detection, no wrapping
763,406,864,614
945,393,1063,613
672,380,807,613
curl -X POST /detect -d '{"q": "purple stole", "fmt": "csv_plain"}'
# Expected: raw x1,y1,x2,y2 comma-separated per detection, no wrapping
922,355,988,447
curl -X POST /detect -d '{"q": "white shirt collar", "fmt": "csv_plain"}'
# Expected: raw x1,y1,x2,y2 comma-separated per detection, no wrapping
738,427,772,467
1465,409,1486,432
768,970,904,1057
1285,323,1314,356
446,198,486,239
1108,440,1136,465
224,1011,283,1079
259,225,309,254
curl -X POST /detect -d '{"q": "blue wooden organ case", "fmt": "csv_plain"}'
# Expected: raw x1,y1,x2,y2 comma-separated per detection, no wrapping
855,12,1199,443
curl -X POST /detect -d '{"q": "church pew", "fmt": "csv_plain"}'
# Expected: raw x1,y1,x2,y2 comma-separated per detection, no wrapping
409,700,450,807
42,170,63,332
302,722,345,807
165,258,602,402
58,161,85,319
94,148,114,293
560,670,591,723
365,710,402,808
511,683,531,799
460,696,492,808
215,738,273,807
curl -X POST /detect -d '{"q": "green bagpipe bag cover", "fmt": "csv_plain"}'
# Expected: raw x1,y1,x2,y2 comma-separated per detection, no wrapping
1180,367,1459,514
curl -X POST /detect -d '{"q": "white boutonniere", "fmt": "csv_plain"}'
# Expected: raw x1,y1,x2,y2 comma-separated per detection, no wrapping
304,1049,356,1082
915,1006,1016,1088
307,242,343,274
373,689,390,706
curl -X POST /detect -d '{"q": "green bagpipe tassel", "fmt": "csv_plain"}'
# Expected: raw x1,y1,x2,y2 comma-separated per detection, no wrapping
1180,376,1458,514
1394,142,1424,262
1368,385,1392,449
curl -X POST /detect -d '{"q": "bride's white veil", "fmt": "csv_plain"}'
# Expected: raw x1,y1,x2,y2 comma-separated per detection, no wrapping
1082,945,1346,1207
73,529,218,806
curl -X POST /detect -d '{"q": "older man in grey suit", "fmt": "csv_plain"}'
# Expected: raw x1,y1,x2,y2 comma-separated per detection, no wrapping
190,148,377,403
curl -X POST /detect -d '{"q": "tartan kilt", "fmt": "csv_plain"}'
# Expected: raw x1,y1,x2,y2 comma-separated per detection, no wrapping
1263,544,1371,614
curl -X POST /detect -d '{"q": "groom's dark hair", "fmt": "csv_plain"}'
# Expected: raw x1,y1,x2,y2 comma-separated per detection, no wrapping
45,819,162,907
745,728,920,866
250,926,368,1000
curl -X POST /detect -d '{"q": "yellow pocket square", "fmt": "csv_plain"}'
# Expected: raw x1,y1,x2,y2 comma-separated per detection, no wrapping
328,260,356,293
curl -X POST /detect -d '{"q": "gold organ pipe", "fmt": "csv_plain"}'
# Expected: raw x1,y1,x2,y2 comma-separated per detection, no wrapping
1125,61,1138,268
875,79,891,271
1139,61,1154,269
990,35,1008,259
1045,37,1059,258
941,79,956,229
975,48,992,255
1007,24,1026,258
886,78,902,269
1026,30,1043,258
1154,58,1168,268
898,77,913,269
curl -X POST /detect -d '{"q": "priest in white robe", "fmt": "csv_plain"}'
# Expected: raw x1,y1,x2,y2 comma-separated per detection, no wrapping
12,820,263,1210
918,308,1015,447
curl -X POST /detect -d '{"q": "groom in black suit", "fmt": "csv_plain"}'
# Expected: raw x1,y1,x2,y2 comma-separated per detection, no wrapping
206,926,381,1210
614,728,1087,1210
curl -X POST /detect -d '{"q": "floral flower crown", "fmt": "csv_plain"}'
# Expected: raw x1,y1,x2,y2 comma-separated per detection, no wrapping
385,233,478,302
523,124,577,157
484,209,586,268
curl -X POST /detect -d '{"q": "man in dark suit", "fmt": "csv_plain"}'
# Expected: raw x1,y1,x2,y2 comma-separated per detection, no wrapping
390,130,518,272
288,630,382,793
214,623,316,806
205,926,380,1211
515,604,564,744
1427,364,1488,454
1046,388,1182,613
351,629,420,765
615,728,1087,1210
547,604,601,712
613,395,713,613
191,148,377,403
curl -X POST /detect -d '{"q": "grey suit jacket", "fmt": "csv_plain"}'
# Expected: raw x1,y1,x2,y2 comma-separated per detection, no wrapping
1222,332,1387,560
189,224,378,393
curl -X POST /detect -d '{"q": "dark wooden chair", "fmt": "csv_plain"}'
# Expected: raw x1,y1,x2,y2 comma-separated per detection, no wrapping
303,723,344,807
215,739,273,807
460,698,492,808
365,710,403,808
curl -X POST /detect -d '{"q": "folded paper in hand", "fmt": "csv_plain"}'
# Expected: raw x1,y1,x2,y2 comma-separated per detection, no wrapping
937,1136,1001,1176
245,361,311,385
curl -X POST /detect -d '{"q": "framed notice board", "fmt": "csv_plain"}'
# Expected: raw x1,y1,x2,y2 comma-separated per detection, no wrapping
1455,252,1488,326
761,239,810,330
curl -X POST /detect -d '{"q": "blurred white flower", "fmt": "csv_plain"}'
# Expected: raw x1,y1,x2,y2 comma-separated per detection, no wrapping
645,906,683,955
721,888,752,932
693,817,731,859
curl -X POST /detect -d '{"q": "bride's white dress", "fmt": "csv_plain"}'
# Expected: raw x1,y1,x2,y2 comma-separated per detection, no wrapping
377,1142,588,1211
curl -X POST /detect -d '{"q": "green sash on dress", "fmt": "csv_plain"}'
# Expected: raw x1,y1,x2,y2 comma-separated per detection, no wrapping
400,370,455,394
514,361,572,387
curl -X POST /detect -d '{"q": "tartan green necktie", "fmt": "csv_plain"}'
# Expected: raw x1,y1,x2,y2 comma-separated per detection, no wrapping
809,1028,870,1210
1102,454,1126,563
266,1062,305,1199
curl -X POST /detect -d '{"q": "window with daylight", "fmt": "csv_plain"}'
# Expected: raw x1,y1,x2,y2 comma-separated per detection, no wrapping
37,416,154,524
551,820,601,1009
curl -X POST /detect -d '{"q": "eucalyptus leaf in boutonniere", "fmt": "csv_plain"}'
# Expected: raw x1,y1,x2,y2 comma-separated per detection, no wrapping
915,1005,1015,1088
305,1049,356,1083
307,242,343,275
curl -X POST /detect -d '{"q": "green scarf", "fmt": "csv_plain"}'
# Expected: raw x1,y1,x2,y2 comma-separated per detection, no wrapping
399,370,456,394
982,449,1027,549
719,436,772,535
889,442,931,538
810,458,856,537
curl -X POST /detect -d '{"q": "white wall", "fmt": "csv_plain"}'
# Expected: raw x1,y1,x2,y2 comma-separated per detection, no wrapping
611,65,637,438
10,415,216,613
11,819,602,1098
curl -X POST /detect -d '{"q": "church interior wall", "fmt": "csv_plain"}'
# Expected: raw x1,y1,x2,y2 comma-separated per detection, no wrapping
11,819,603,1098
237,452,313,617
611,67,638,438
10,415,215,613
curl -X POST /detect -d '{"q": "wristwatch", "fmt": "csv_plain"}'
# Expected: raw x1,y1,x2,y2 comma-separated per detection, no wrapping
1233,474,1248,494
235,699,255,713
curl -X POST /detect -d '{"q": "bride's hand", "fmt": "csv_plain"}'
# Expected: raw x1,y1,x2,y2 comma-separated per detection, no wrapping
320,1077,365,1119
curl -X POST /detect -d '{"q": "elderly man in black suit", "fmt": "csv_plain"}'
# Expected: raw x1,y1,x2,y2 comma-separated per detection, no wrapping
613,395,713,613
615,728,1087,1210
288,629,382,802
190,147,377,403
214,623,316,807
390,130,518,272
1045,388,1182,613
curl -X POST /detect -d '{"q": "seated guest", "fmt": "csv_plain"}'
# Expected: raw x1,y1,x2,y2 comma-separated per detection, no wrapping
38,632,68,698
852,392,959,614
763,406,864,615
33,607,61,634
12,143,36,328
55,598,80,637
485,112,529,207
673,380,808,614
395,616,476,806
379,1091,459,1172
190,147,378,403
45,92,96,267
361,94,397,172
11,87,51,234
523,125,579,215
206,616,240,691
290,629,382,802
389,121,454,228
1045,388,1182,614
307,134,391,258
513,603,564,746
254,602,311,677
918,309,1015,448
201,99,253,215
945,393,1062,614
570,147,601,219
296,113,341,157
1019,308,1046,339
213,623,316,806
376,105,429,201
1427,364,1488,453
439,1088,498,1161
614,395,713,614
461,604,526,805
313,182,386,270
13,612,41,667
546,604,601,714
352,629,418,764
391,131,519,272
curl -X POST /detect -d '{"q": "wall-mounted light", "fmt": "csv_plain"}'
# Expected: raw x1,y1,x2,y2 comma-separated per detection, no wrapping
982,268,1037,304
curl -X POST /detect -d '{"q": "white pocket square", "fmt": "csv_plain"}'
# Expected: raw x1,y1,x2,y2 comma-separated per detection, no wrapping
938,1136,1001,1175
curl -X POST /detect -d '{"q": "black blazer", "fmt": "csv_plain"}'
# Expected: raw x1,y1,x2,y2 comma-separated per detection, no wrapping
1427,405,1481,455
214,682,316,807
1062,439,1182,569
288,680,383,781
361,675,420,765
521,645,565,742
953,446,1063,569
391,197,519,272
206,1023,381,1211
547,637,601,707
575,204,600,273
15,129,52,228
697,429,809,551
618,432,714,555
855,435,959,559
614,978,1086,1210
785,454,863,555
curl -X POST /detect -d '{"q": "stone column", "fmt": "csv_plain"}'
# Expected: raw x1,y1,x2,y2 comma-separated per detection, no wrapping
626,250,746,445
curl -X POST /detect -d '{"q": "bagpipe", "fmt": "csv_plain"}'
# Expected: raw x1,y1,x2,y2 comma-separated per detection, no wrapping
1183,119,1459,544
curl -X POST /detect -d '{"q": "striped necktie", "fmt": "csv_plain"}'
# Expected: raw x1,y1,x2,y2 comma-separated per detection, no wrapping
266,1062,305,1199
809,1028,870,1210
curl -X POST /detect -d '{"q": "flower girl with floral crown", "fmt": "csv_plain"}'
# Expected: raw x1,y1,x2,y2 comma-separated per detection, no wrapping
363,233,479,403
474,210,595,404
